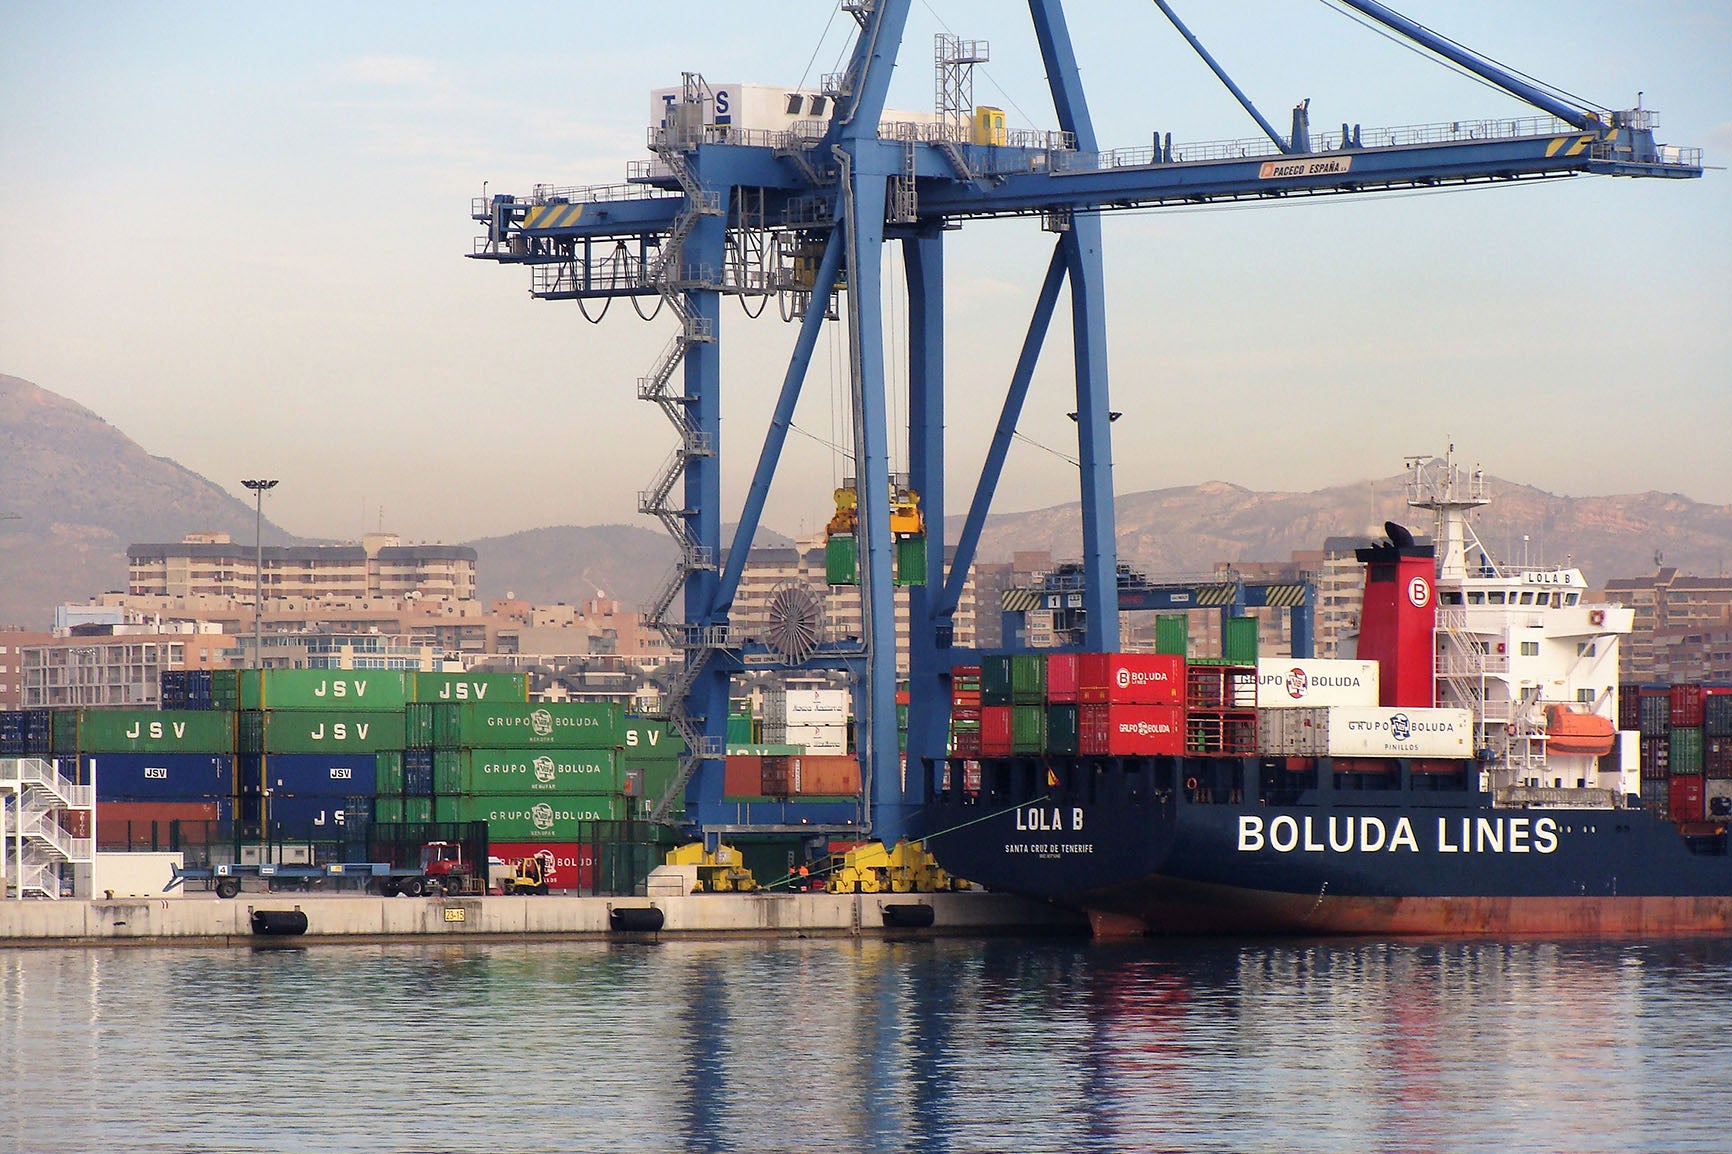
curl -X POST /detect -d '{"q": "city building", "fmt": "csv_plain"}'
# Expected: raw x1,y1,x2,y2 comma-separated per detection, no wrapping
127,532,477,602
1603,568,1732,682
0,626,55,709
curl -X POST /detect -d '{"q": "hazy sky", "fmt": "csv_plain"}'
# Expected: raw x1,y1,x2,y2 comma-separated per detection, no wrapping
3,1,1728,548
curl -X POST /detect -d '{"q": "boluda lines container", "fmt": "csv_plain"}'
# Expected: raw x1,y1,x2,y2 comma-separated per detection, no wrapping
445,749,622,795
433,702,621,750
412,671,529,704
242,669,411,712
264,754,377,798
1265,706,1474,758
76,710,236,754
489,841,597,892
1078,704,1185,757
1079,654,1185,706
433,795,625,838
83,753,232,801
1046,654,1081,704
1256,659,1380,709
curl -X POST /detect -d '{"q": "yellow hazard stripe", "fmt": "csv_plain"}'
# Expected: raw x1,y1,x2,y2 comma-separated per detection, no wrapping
1262,585,1308,608
1001,589,1041,612
523,203,585,230
1546,134,1594,158
1194,585,1236,607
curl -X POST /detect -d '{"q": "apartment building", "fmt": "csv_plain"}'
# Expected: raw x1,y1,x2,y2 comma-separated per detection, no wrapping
128,532,476,602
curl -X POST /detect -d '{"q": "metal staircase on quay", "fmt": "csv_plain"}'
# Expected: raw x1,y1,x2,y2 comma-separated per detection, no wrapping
2,758,95,900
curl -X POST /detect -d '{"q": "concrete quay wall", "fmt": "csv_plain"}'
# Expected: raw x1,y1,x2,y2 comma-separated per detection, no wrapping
0,891,1086,946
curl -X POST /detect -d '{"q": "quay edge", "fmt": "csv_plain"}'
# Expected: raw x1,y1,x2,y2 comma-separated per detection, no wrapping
0,891,1086,947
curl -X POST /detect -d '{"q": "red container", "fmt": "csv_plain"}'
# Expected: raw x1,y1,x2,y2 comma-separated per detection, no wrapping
1671,684,1706,729
1078,653,1185,706
488,841,595,892
1045,654,1082,704
57,809,93,839
1078,704,1185,756
981,706,1015,757
723,755,763,797
950,728,982,757
96,800,223,850
1669,775,1705,823
791,754,861,796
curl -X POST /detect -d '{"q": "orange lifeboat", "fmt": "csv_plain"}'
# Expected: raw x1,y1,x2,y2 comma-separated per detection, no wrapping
1544,705,1617,757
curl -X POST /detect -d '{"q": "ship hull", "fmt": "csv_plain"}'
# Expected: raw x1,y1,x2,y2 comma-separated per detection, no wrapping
922,756,1732,938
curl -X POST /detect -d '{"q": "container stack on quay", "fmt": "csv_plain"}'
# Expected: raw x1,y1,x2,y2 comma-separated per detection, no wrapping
1624,682,1732,822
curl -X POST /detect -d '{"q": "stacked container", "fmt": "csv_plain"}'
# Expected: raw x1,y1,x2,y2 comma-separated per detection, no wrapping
1183,662,1257,756
1077,653,1186,757
762,688,849,754
77,709,237,847
1705,689,1732,819
950,666,983,757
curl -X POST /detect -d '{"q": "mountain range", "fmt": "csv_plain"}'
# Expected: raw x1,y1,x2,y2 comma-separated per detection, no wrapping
3,373,1728,628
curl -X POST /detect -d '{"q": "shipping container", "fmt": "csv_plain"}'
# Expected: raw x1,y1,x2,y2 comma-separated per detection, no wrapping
1639,736,1671,780
403,797,434,823
241,669,412,712
76,710,235,754
619,716,686,758
239,710,406,755
826,533,857,585
1223,616,1260,665
1185,665,1258,710
1046,704,1080,756
761,756,791,797
1705,690,1732,737
488,841,597,892
1011,704,1046,754
1669,774,1706,823
1638,691,1672,738
1078,704,1186,757
1256,659,1380,709
1705,778,1732,819
431,702,621,750
1707,736,1732,780
412,671,529,704
433,795,625,838
981,655,1013,706
1186,712,1258,757
435,749,622,795
96,799,228,850
894,535,927,586
776,723,848,755
1670,684,1706,729
765,689,849,724
374,796,405,824
1155,614,1188,657
790,754,861,796
1257,707,1474,758
1046,654,1081,704
726,712,754,745
723,755,764,797
1669,728,1705,776
83,752,232,801
50,710,79,754
374,750,404,795
267,795,363,834
1079,653,1185,706
1639,778,1670,818
981,705,1014,757
264,753,378,798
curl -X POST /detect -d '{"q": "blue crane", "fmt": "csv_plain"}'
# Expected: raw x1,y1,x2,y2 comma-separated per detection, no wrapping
468,1,1700,847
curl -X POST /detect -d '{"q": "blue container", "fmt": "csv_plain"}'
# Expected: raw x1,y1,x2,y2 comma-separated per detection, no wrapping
0,711,23,755
264,754,378,798
84,753,233,801
266,795,365,835
404,763,433,797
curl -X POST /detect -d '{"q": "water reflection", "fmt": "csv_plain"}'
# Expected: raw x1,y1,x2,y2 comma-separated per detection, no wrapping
4,937,1732,1152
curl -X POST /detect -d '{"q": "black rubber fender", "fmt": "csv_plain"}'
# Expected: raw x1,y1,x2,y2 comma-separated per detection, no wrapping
250,908,309,936
608,906,664,932
881,903,935,929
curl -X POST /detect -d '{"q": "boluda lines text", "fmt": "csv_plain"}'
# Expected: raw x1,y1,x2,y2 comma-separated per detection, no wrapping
1238,814,1560,854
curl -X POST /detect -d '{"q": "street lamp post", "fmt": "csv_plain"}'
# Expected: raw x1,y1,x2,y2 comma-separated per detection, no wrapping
242,479,278,669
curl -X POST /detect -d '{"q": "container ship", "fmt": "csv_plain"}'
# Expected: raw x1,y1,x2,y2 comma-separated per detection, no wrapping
923,451,1732,936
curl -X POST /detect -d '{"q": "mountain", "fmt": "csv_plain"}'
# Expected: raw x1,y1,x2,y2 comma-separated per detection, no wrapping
964,476,1732,587
0,374,291,627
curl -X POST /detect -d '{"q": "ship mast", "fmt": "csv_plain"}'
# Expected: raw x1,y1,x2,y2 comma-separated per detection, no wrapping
1405,445,1490,584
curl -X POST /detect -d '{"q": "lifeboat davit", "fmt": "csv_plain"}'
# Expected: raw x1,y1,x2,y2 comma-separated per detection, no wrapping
1544,705,1617,757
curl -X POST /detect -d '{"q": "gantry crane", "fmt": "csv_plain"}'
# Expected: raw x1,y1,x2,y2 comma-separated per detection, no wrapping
468,0,1701,846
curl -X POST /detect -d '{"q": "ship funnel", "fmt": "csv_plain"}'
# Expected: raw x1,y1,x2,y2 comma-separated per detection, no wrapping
1355,522,1436,707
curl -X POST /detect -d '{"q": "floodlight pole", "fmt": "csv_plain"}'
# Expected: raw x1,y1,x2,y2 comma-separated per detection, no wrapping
242,479,278,669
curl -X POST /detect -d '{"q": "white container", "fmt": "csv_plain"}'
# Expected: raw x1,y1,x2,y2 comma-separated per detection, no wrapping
1257,659,1380,709
783,723,848,755
765,688,849,724
650,83,938,135
1257,707,1474,758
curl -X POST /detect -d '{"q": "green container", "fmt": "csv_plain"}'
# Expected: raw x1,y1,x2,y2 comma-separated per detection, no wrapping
242,669,412,712
1670,727,1705,775
404,702,433,749
246,710,406,755
894,536,927,586
626,759,684,809
403,797,434,824
1010,654,1047,704
441,749,622,795
895,703,909,731
374,750,404,795
1223,616,1260,665
1046,704,1080,756
1156,614,1189,657
619,716,685,758
434,794,625,838
374,797,404,824
726,712,754,744
412,671,529,704
76,709,236,754
981,655,1014,706
210,669,242,710
50,710,81,755
434,702,621,750
1011,704,1046,754
826,534,858,585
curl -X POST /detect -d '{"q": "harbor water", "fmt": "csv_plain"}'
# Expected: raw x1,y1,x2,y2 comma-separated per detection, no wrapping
4,935,1731,1153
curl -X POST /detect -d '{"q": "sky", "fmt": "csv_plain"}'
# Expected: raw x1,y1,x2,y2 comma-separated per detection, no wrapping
2,1,1728,549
